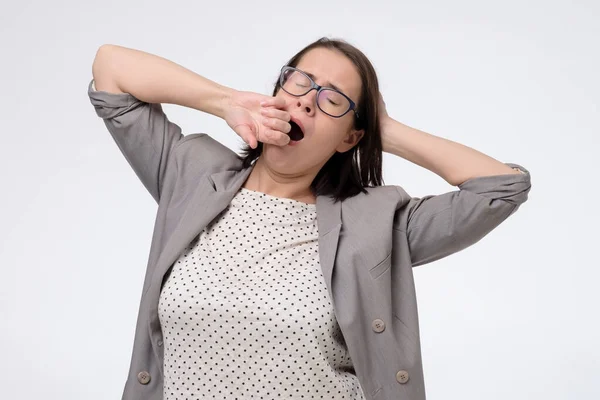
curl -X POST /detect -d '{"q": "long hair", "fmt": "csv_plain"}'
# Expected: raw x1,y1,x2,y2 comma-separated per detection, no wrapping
237,37,384,203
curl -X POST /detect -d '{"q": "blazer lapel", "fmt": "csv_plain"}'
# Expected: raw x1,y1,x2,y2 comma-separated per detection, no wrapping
150,166,254,295
315,193,342,304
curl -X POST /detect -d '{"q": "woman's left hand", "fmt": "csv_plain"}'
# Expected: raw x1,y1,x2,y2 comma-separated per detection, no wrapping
378,92,393,153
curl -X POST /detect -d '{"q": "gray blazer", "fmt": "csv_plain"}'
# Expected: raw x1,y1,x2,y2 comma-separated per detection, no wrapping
88,79,532,400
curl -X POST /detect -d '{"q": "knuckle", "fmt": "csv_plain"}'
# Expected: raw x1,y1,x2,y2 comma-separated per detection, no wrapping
265,130,276,141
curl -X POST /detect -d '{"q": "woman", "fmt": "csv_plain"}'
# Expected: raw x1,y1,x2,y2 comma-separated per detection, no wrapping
88,37,531,400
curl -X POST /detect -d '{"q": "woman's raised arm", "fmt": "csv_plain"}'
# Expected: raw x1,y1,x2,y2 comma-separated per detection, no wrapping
92,44,232,119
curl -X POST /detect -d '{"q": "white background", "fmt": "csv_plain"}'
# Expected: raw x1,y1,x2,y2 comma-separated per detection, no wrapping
1,0,598,399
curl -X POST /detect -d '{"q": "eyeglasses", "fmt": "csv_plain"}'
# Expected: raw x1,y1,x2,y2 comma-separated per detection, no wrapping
279,66,360,119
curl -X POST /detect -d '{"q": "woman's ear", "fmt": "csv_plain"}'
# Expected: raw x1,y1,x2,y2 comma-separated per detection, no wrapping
347,129,365,145
337,129,365,153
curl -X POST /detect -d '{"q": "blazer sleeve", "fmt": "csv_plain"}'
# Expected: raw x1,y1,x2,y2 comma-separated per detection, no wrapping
394,163,532,267
87,79,184,203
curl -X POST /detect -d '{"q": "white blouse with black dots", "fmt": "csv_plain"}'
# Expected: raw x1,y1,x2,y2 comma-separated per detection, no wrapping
158,187,366,399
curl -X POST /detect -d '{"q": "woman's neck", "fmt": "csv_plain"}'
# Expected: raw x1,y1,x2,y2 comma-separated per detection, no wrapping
242,158,317,204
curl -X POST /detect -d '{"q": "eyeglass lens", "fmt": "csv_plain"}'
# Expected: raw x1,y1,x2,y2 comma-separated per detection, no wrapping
281,69,351,117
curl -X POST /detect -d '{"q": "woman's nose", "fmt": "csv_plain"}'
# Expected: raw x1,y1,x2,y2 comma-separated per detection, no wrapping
295,90,317,116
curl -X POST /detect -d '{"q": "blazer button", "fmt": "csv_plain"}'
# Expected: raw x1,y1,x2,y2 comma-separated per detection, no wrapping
137,371,151,385
396,370,410,384
372,318,386,333
157,339,163,347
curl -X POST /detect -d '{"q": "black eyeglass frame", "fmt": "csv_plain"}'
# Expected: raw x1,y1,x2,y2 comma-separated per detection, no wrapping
278,66,360,120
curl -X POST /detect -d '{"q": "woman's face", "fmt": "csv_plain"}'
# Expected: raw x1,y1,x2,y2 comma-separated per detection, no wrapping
262,47,364,176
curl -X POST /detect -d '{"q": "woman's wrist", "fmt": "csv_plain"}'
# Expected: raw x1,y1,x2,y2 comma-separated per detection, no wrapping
201,84,235,120
380,116,399,154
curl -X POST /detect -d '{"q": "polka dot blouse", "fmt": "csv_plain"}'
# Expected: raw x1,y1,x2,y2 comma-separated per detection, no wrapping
158,187,366,399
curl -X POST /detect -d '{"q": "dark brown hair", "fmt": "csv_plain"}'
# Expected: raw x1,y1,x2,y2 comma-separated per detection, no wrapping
237,37,384,202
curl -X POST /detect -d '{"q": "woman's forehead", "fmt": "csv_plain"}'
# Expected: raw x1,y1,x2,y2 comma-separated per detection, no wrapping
295,48,361,98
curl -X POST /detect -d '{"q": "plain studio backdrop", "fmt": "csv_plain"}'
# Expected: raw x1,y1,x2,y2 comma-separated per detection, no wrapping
0,0,597,399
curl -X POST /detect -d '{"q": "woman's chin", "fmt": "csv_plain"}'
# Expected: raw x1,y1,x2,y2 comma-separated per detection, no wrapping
262,144,301,166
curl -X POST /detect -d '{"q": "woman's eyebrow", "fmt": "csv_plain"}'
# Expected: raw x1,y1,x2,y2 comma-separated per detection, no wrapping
304,71,345,93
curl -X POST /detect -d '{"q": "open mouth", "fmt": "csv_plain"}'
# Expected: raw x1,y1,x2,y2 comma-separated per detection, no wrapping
287,120,304,141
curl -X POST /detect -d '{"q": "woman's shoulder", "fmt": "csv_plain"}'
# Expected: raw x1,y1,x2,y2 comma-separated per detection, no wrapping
173,133,243,170
343,184,412,209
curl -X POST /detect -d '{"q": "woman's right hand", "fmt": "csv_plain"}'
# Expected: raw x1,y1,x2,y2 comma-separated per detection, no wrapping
224,90,292,149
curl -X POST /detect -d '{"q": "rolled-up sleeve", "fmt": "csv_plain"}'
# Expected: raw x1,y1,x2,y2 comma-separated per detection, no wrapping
88,79,184,203
394,163,532,267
